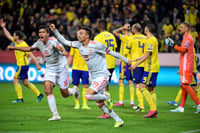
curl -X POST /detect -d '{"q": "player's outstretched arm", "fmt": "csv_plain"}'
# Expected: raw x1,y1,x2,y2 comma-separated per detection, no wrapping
0,19,13,41
108,50,129,64
7,45,34,52
50,24,71,47
56,45,68,56
28,52,41,70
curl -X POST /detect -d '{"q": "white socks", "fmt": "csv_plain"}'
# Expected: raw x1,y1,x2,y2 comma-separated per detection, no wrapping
47,94,59,116
85,94,108,101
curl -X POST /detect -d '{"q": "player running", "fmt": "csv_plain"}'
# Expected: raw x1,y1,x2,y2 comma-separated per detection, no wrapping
165,22,200,113
50,24,132,127
0,19,44,103
7,25,80,121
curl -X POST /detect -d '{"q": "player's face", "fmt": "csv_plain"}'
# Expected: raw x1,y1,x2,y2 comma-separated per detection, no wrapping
144,27,148,35
39,28,49,43
13,33,18,41
180,24,188,34
77,29,89,42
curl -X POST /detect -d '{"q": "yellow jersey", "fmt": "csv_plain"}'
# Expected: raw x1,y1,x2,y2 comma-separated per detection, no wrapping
119,33,132,60
128,34,147,67
94,31,117,69
144,36,160,72
162,24,174,37
70,47,88,71
12,39,30,66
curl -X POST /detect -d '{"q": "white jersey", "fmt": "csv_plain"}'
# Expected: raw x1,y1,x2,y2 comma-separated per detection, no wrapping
53,30,129,79
32,37,67,72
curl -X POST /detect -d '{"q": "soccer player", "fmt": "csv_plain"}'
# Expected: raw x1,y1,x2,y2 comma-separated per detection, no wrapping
165,22,200,113
112,23,135,107
67,47,91,109
128,23,147,112
94,19,117,118
50,24,132,127
7,25,80,121
167,55,200,107
0,19,44,103
129,23,159,118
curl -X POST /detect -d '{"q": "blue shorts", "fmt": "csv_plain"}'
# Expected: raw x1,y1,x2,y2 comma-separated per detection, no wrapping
108,68,114,82
72,69,89,85
133,67,144,83
14,65,29,80
191,72,197,86
140,71,158,87
119,62,132,80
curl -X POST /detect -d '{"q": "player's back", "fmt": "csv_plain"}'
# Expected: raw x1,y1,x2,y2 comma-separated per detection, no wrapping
94,31,117,69
12,39,30,66
180,33,194,72
144,35,159,72
129,34,146,67
70,47,88,71
119,34,132,60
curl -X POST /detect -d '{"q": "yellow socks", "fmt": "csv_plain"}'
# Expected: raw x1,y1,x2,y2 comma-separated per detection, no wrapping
119,84,124,102
27,83,40,96
82,88,88,106
136,87,144,109
175,88,182,103
129,84,134,103
14,83,23,99
150,91,157,109
195,87,200,100
140,88,156,111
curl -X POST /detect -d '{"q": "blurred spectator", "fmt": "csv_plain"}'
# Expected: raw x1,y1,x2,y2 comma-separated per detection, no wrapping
189,26,198,44
189,6,197,26
162,18,174,37
27,31,38,46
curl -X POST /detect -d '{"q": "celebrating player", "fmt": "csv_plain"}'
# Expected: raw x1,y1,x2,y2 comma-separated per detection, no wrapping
7,25,80,121
94,19,118,118
50,23,133,127
67,47,91,109
165,22,200,113
112,23,135,107
129,23,159,118
0,19,44,103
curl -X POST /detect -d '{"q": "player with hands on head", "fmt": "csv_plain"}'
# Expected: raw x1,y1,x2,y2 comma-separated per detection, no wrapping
0,19,44,103
112,23,135,107
50,23,133,127
7,25,80,121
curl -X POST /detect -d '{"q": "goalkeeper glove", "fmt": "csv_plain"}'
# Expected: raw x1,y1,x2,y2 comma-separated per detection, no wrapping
164,37,175,47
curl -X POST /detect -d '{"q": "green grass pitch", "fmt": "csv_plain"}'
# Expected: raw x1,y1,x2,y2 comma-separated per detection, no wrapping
0,83,199,133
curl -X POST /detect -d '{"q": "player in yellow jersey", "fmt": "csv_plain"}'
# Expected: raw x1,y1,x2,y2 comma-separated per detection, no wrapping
0,19,44,103
167,55,200,107
129,23,159,118
112,23,135,107
94,19,117,118
67,47,91,110
129,23,147,112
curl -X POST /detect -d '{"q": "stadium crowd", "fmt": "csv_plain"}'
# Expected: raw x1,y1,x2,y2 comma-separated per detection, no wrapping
0,0,199,52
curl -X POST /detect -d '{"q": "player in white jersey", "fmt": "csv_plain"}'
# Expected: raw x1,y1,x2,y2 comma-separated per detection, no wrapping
50,24,132,127
8,25,80,121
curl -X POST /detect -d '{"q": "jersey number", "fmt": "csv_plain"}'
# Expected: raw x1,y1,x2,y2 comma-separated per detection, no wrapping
105,39,114,50
44,50,50,56
138,41,145,53
84,55,89,61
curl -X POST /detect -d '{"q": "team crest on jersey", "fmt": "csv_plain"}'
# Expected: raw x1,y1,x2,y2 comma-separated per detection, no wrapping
48,44,51,50
89,48,93,54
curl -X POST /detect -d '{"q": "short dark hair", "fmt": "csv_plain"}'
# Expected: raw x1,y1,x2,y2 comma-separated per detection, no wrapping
39,25,50,33
80,26,92,38
98,19,107,30
14,31,24,40
146,23,155,33
182,22,191,29
132,23,142,32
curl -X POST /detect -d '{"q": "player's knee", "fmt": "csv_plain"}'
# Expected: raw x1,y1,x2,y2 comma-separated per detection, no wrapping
85,94,93,100
96,102,105,107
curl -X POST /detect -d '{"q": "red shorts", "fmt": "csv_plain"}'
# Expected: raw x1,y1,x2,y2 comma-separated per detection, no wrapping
180,71,193,84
